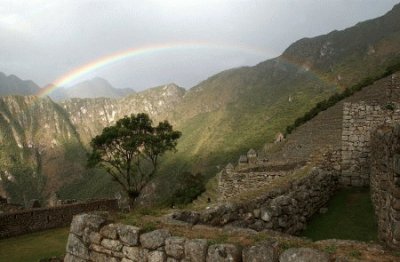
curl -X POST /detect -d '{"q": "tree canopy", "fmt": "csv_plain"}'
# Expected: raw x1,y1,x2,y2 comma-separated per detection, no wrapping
88,113,181,202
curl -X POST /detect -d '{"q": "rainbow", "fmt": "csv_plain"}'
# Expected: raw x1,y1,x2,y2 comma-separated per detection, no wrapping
37,41,271,97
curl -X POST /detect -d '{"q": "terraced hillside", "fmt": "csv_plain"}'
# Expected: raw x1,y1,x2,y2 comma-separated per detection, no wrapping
267,74,394,163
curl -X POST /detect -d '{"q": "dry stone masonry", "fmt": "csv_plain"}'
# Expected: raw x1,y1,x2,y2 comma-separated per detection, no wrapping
218,169,290,200
341,74,400,187
0,199,118,238
370,124,400,249
64,213,330,262
341,102,400,186
176,167,338,235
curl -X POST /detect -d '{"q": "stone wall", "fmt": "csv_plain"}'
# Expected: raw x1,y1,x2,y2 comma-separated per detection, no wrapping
0,199,118,239
341,74,400,187
218,161,307,201
341,102,400,186
370,124,400,249
64,213,331,262
176,168,338,235
218,170,290,200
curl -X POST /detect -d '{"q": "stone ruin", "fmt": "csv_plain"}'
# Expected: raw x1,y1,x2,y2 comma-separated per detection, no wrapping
213,74,400,248
64,213,333,262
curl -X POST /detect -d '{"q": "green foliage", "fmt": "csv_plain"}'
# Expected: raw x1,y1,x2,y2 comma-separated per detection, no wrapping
166,172,206,206
385,102,395,111
88,113,181,201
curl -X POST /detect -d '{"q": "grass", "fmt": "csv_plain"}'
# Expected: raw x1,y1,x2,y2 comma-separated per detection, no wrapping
0,227,69,262
302,188,378,242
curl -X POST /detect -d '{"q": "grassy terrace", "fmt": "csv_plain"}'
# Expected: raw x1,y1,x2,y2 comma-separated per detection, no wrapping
0,227,69,262
302,188,378,242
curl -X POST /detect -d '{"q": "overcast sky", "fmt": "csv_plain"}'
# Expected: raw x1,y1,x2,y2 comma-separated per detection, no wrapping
0,0,399,91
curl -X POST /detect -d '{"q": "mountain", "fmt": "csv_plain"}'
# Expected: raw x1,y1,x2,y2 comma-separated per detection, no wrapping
2,4,400,204
0,96,87,204
48,77,136,101
0,72,40,96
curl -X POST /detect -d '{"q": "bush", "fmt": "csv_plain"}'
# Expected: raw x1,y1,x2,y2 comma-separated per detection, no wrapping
167,172,206,206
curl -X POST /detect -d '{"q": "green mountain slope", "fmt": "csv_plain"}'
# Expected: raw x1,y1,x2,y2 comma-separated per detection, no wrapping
0,96,87,204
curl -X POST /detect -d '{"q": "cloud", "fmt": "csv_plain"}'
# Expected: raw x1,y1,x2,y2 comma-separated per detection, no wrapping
0,0,398,90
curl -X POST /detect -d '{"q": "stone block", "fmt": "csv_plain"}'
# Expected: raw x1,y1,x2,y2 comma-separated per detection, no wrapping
117,223,141,246
147,250,167,262
122,246,149,261
64,253,87,262
394,154,400,175
184,239,208,262
242,241,278,262
90,251,119,262
206,244,241,262
140,229,171,250
101,239,123,252
70,213,107,237
279,248,329,262
100,223,119,239
66,233,90,260
165,236,186,259
82,227,102,245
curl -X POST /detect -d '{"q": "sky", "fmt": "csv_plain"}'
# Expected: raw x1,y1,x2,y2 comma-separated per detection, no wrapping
0,0,399,91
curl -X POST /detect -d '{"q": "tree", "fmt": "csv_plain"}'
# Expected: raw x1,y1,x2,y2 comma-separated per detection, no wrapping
88,113,181,204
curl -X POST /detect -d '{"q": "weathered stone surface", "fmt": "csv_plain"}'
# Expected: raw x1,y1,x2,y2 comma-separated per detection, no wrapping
66,233,89,260
90,243,124,258
89,251,119,262
242,241,278,262
206,244,241,262
147,250,167,262
184,239,208,262
100,223,119,239
101,238,123,252
122,246,148,261
371,124,400,248
64,253,87,262
117,224,141,246
165,236,186,259
140,229,171,250
82,227,102,245
70,213,107,237
279,248,329,262
121,258,134,262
